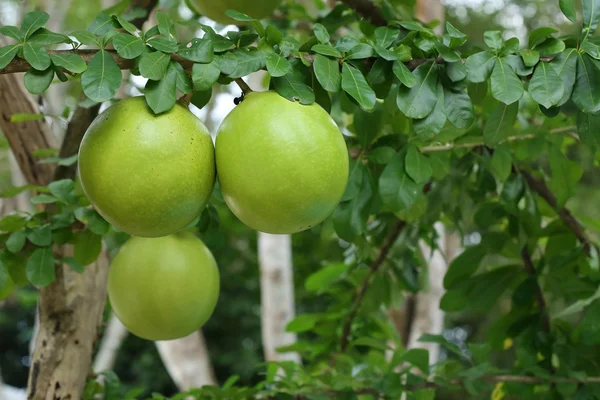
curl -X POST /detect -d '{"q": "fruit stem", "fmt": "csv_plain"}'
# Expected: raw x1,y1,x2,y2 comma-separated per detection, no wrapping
178,92,193,107
234,78,253,95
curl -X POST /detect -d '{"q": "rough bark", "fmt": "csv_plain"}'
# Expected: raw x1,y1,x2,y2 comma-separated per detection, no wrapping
155,331,217,390
258,233,300,363
92,313,129,373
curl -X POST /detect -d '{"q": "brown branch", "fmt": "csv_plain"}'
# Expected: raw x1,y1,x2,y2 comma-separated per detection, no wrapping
338,219,407,353
521,170,593,254
521,246,550,332
339,0,387,26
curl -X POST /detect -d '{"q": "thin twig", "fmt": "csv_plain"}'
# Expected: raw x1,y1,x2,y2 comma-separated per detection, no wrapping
234,78,253,94
520,246,551,332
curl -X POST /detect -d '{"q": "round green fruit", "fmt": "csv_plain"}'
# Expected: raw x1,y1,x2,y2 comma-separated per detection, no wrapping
215,91,349,234
185,0,281,24
78,97,215,238
108,232,220,341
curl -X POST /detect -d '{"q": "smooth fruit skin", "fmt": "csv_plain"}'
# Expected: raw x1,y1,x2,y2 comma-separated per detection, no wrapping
186,0,281,24
215,91,349,234
78,97,215,238
108,232,220,341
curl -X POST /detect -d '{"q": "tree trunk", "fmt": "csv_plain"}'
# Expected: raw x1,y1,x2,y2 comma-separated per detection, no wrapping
416,0,445,34
155,331,217,390
258,233,300,363
92,313,129,373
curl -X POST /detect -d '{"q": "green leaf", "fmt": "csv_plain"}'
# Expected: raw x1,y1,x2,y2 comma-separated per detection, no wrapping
341,63,376,111
396,61,438,119
221,50,267,78
145,62,177,114
483,102,518,147
550,49,578,106
444,88,474,129
490,57,524,104
529,27,558,48
24,67,54,95
528,62,564,109
311,43,342,58
0,215,28,232
6,230,26,253
305,263,349,293
583,40,600,59
399,348,430,374
48,179,75,203
405,146,432,183
314,23,330,44
375,26,399,48
313,54,341,92
272,70,315,105
577,111,600,146
112,33,145,59
354,106,383,147
72,30,101,46
560,0,577,22
114,15,138,35
0,45,20,69
139,51,170,80
50,53,87,74
535,38,566,56
20,11,49,39
178,38,214,62
190,89,212,109
413,84,446,137
26,248,55,288
465,50,496,83
266,53,291,77
379,152,422,212
0,26,24,42
266,25,283,45
88,12,117,36
172,62,192,94
484,31,503,49
435,42,461,62
366,146,396,164
572,53,600,113
74,230,102,266
192,60,220,91
27,225,52,246
31,194,57,204
490,145,512,182
583,0,600,36
548,146,583,208
147,37,178,53
23,43,51,70
521,50,540,67
28,28,71,45
392,61,416,88
394,44,412,62
346,43,374,60
446,22,467,48
334,166,374,241
285,314,320,333
156,11,176,39
81,50,121,102
444,244,486,289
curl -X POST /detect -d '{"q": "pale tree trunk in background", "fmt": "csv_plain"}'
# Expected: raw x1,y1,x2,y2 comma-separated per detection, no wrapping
416,0,445,34
92,313,129,373
156,332,217,390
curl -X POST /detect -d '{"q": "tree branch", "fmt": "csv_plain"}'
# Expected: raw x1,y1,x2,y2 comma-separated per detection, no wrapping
339,219,407,353
520,246,550,332
339,0,387,26
521,170,594,254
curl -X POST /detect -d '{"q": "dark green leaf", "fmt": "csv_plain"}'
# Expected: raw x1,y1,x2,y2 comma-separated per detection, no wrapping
179,39,214,63
63,257,84,273
396,61,438,118
31,194,57,204
272,70,315,105
528,62,564,109
335,37,359,53
224,9,255,22
465,50,496,83
398,21,428,31
74,230,102,266
529,27,558,48
436,42,461,62
24,67,54,95
145,62,177,114
413,84,446,137
23,43,51,70
577,111,600,146
371,44,397,61
490,57,524,104
313,54,341,92
399,348,429,375
285,314,320,333
583,0,600,35
48,179,75,203
405,146,432,183
72,30,101,46
394,44,412,62
20,11,49,39
112,33,144,60
366,146,396,164
354,106,382,147
266,25,283,45
147,37,178,53
573,53,600,112
392,61,416,87
156,11,176,39
535,38,566,56
26,248,55,288
28,28,71,45
375,26,399,48
190,89,212,109
548,146,583,208
484,31,503,49
139,51,170,80
346,43,374,60
172,62,192,94
50,53,87,73
314,23,330,44
114,15,138,35
444,88,474,129
503,54,532,77
0,215,27,232
583,40,600,59
490,145,512,182
192,60,220,91
560,0,577,22
81,50,121,102
379,152,422,212
0,26,24,42
199,26,234,52
551,49,578,106
6,231,26,253
221,50,267,78
444,244,486,288
521,50,540,67
311,43,342,58
446,22,467,48
341,63,376,111
483,101,518,147
305,263,349,293
266,53,291,77
501,37,520,55
88,12,117,36
0,45,20,69
334,166,374,241
27,225,52,246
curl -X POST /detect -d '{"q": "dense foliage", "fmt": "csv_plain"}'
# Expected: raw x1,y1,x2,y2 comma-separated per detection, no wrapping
1,0,600,398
